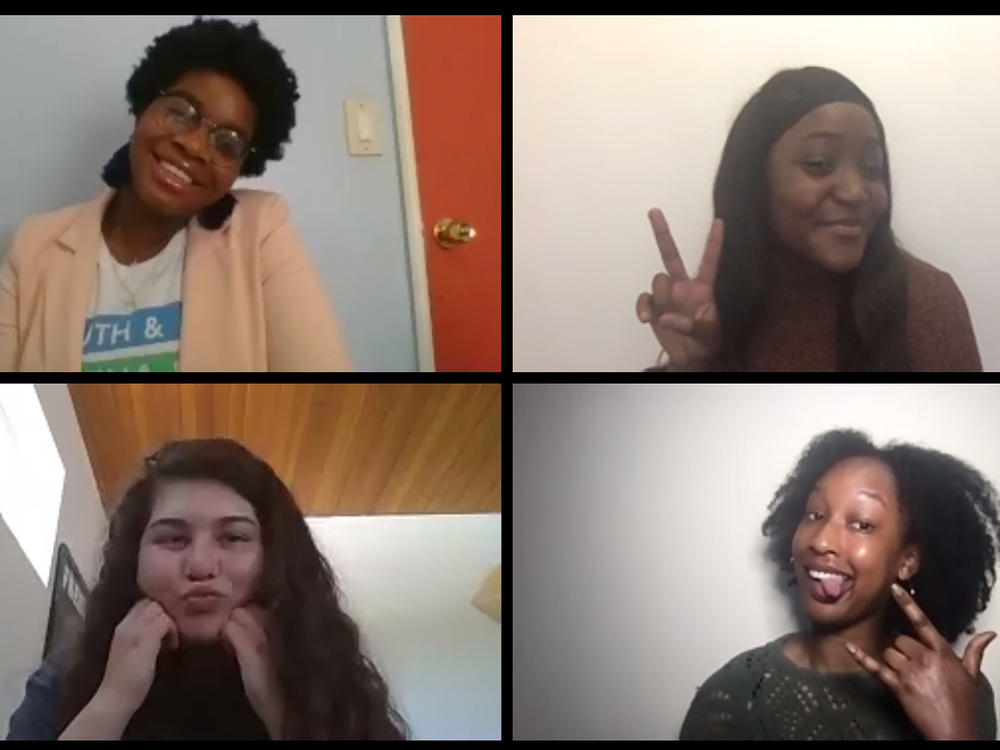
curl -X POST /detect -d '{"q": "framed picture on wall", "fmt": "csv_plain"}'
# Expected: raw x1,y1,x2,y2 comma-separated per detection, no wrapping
42,542,89,661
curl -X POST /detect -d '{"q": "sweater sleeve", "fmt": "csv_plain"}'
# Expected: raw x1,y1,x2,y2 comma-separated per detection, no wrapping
906,261,983,372
678,662,752,740
5,660,60,740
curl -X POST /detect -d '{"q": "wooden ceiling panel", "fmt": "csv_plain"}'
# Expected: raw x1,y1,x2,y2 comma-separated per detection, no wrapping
67,383,501,517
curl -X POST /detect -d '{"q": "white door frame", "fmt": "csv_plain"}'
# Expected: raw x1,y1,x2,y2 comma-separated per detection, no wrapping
385,15,435,372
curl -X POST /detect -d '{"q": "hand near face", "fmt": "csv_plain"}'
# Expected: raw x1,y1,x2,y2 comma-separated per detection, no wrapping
97,598,179,718
222,604,285,740
635,209,724,371
844,583,996,740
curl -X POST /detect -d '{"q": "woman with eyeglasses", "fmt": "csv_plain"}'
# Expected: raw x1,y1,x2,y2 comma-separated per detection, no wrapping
0,17,352,372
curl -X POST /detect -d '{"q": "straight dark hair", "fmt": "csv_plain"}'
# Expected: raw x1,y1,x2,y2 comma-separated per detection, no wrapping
711,67,910,371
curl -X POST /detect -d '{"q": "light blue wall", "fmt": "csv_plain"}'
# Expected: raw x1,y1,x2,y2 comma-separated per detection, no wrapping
0,15,416,371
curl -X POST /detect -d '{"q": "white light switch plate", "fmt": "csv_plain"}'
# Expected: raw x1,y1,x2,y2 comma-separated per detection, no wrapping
344,98,382,156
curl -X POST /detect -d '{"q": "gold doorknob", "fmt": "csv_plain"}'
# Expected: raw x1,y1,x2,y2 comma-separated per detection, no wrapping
434,218,477,248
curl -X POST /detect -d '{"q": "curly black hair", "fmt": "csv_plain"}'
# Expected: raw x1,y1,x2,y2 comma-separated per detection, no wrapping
55,438,409,740
762,429,1000,644
101,17,299,228
127,15,298,177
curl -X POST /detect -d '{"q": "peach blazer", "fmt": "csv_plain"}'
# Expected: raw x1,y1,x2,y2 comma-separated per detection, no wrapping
0,188,353,371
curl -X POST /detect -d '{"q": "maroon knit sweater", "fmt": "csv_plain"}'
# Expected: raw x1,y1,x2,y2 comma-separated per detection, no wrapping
648,251,982,372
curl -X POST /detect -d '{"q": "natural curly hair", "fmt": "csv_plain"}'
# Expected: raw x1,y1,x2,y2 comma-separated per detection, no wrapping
126,16,298,178
54,438,409,740
761,428,1000,644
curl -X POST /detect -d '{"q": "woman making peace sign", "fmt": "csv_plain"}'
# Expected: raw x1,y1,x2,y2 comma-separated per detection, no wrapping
680,429,998,740
636,66,982,372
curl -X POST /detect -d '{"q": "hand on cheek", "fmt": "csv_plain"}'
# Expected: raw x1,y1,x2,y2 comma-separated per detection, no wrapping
222,605,284,739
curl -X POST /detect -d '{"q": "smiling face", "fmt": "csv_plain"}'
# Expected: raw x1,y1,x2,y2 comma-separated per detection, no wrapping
128,69,257,219
791,456,919,630
766,102,889,274
137,479,264,643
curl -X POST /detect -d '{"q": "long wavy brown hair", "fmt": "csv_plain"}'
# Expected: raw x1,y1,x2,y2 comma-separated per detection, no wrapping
55,438,409,739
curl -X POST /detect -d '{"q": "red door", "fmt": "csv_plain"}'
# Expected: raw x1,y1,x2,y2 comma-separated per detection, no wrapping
401,15,501,372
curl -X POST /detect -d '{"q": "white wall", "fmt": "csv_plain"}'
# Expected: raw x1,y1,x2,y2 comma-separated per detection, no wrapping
306,514,501,741
0,15,417,371
36,385,108,591
513,384,1000,739
513,16,1000,371
1,385,107,735
0,498,52,736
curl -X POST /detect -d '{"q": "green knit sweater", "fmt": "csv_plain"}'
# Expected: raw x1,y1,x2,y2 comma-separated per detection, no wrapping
679,634,997,740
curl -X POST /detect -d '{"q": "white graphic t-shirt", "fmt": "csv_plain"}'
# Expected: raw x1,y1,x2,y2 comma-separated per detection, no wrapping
82,230,186,372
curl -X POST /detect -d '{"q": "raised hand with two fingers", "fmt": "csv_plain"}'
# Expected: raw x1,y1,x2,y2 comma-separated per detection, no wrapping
635,209,724,371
